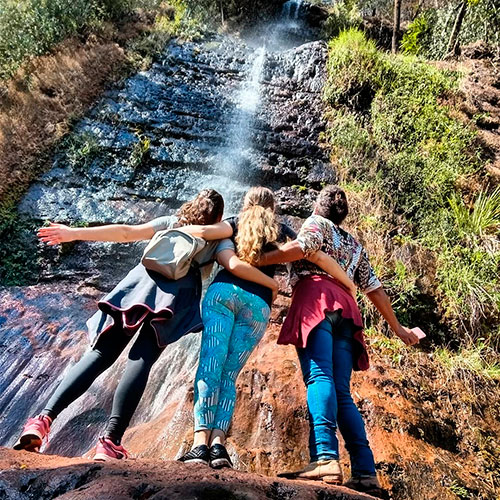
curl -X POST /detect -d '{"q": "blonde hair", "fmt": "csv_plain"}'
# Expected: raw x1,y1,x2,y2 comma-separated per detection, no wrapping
235,187,279,266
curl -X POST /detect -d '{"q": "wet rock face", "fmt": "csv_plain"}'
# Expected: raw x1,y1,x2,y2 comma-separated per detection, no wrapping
0,15,330,476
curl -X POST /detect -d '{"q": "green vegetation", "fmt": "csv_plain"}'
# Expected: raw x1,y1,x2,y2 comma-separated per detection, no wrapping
448,187,500,238
175,0,279,25
129,132,151,168
126,2,203,67
322,0,362,40
324,29,499,343
435,343,500,380
0,0,166,81
64,133,104,172
0,211,41,286
0,0,230,83
401,0,499,58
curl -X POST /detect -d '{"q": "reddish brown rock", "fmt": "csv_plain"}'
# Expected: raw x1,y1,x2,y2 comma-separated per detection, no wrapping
0,447,376,500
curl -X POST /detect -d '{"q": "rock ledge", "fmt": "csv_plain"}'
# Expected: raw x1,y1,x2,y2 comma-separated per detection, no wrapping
0,447,376,500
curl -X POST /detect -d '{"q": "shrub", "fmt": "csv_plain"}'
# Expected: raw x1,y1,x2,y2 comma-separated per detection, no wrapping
324,109,373,176
437,244,500,334
402,0,500,59
322,0,362,40
324,29,497,339
325,29,388,111
449,187,500,239
0,0,165,81
435,343,500,380
400,14,431,56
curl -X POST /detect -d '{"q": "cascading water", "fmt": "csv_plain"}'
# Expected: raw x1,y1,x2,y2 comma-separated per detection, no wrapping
282,0,304,20
219,46,266,190
0,1,333,470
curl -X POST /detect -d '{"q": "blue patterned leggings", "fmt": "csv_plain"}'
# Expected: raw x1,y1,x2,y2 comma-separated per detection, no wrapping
194,282,271,433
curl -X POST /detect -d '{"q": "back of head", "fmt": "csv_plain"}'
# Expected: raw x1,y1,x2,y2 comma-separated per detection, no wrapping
235,187,279,266
314,185,349,225
176,189,224,227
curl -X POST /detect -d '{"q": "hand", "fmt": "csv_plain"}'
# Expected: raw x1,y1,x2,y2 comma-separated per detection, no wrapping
348,286,357,302
395,325,420,346
37,222,76,246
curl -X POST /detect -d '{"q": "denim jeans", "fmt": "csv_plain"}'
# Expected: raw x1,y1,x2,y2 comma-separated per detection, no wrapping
297,317,376,476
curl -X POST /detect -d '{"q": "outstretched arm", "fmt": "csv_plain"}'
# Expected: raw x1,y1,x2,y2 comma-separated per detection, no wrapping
37,221,156,245
182,221,233,240
307,251,356,299
366,287,420,346
217,249,278,301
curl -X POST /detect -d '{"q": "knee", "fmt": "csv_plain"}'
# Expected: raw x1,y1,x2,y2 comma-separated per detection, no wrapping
335,385,354,404
303,370,334,387
91,349,116,372
195,377,218,399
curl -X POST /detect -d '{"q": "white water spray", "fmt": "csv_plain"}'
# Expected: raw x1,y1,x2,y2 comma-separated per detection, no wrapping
215,46,266,200
238,46,266,114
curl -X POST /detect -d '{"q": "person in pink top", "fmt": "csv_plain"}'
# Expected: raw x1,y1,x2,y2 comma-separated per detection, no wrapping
258,185,421,496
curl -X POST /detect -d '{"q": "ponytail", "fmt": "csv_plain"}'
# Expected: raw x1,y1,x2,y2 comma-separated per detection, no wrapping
235,187,279,266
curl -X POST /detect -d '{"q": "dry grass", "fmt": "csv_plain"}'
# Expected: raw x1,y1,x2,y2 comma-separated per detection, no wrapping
0,15,155,213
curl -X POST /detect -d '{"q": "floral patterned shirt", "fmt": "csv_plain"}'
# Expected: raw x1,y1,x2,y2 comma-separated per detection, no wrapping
290,214,381,293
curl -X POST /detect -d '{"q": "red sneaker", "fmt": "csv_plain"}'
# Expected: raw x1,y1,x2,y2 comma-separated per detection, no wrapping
13,415,52,452
93,437,129,461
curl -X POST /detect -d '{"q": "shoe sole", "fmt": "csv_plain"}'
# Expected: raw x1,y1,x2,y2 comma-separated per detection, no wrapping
93,453,124,462
13,434,42,453
210,458,232,469
278,474,343,485
180,458,210,466
322,475,343,485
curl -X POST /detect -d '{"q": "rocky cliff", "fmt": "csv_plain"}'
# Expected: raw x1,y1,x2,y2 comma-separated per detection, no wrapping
0,3,498,500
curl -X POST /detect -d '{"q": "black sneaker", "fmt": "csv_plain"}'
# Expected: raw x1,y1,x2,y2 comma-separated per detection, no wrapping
178,445,210,465
209,444,232,469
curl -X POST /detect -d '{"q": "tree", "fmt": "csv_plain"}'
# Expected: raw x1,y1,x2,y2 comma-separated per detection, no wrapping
392,0,403,53
446,0,468,56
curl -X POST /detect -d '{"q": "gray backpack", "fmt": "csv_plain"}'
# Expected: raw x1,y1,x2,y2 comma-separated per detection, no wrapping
141,229,216,280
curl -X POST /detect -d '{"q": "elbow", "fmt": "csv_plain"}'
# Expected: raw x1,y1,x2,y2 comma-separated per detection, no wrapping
190,225,206,238
226,260,239,272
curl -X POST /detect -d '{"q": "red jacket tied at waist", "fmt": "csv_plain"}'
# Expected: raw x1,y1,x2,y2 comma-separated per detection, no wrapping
278,274,370,371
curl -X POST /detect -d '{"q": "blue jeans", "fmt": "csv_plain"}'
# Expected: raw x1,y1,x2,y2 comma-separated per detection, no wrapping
297,318,376,476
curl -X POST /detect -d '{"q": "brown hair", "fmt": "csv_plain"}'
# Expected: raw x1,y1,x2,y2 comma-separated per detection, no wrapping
176,189,224,227
235,187,279,265
314,185,349,225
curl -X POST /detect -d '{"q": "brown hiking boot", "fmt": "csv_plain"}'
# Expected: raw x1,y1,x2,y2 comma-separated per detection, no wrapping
277,459,343,484
344,475,385,497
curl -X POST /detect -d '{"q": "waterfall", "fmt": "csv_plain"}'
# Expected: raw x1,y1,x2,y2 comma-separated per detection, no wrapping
0,1,330,466
282,0,305,21
218,46,266,197
238,46,266,114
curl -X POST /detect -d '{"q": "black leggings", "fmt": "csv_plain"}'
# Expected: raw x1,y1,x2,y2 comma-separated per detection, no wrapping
42,322,164,444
